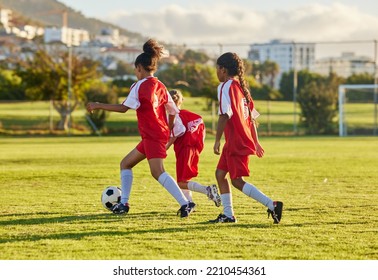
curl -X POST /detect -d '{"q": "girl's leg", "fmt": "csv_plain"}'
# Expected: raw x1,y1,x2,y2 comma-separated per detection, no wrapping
231,178,274,210
119,148,146,204
216,169,234,218
177,181,220,206
148,158,189,207
177,182,193,202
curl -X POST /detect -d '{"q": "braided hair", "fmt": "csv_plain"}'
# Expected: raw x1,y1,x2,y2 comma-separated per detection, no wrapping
216,52,252,103
135,39,164,72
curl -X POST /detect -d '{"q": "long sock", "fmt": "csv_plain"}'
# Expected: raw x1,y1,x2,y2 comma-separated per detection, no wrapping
242,182,274,210
221,193,234,218
158,172,188,206
182,189,193,202
187,181,208,194
120,169,133,204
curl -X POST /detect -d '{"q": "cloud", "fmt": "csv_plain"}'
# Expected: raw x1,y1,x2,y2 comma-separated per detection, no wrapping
103,2,378,57
105,3,378,42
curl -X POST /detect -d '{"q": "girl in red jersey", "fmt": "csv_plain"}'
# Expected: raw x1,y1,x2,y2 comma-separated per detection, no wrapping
210,52,283,224
86,39,195,218
166,89,221,207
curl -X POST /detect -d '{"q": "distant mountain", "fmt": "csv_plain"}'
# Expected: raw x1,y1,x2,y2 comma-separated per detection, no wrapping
0,0,146,41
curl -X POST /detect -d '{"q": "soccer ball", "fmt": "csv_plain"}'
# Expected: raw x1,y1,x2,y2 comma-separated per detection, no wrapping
101,186,122,211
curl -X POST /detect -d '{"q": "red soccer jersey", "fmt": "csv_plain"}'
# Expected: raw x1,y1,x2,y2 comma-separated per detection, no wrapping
122,76,178,141
218,79,256,156
172,109,205,154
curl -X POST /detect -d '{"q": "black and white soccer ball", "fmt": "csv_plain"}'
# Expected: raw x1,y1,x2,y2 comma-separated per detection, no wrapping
101,186,122,211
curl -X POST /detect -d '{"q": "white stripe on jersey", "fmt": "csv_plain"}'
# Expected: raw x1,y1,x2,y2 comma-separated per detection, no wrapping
171,115,186,137
217,80,233,118
122,78,146,110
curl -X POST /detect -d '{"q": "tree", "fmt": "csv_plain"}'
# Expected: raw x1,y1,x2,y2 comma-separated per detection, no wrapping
16,47,101,131
279,70,325,101
297,74,340,135
0,69,24,100
346,72,374,85
248,60,281,134
182,49,210,64
158,63,219,100
85,81,118,134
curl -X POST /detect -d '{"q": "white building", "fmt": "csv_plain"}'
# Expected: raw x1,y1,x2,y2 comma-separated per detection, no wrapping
44,27,90,47
314,52,375,77
101,46,141,64
11,25,44,40
248,39,316,87
0,9,12,33
94,28,129,47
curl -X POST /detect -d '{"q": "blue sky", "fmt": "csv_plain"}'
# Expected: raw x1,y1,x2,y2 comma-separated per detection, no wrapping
58,0,378,58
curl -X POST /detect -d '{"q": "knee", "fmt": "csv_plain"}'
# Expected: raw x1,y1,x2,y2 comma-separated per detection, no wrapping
150,170,161,181
215,169,226,181
120,160,129,170
231,178,245,190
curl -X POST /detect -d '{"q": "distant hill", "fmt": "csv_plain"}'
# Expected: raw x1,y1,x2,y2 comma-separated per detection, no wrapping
0,0,146,41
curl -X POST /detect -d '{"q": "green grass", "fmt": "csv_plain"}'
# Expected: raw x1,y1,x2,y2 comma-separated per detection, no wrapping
0,136,377,260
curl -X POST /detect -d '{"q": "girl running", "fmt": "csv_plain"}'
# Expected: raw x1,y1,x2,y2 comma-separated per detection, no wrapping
211,52,283,223
86,39,195,218
167,89,221,207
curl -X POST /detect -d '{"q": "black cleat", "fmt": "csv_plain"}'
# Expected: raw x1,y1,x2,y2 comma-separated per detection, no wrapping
177,202,196,218
267,201,283,224
112,203,130,215
209,213,237,223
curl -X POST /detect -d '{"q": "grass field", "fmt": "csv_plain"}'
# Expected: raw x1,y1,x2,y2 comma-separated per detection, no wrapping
0,135,377,260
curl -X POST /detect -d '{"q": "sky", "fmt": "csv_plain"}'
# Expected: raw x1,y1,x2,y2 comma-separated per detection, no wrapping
58,0,378,58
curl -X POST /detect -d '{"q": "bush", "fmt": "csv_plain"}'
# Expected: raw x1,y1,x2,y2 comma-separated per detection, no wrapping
297,81,338,134
85,82,118,134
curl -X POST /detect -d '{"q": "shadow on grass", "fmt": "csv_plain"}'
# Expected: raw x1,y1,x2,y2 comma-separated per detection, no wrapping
0,211,171,226
0,211,284,244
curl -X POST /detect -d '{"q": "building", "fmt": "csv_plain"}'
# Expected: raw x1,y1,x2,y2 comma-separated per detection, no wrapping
0,9,12,33
94,28,129,47
101,46,141,64
44,27,90,46
314,52,375,77
248,39,316,87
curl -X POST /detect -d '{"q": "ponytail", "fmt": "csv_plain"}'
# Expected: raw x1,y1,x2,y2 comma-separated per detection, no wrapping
135,39,164,72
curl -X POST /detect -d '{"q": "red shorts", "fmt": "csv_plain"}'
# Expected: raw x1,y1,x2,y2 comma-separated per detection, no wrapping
175,147,199,182
136,139,167,160
217,147,250,179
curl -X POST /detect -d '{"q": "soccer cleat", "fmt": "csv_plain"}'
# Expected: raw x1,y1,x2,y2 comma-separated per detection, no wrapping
111,202,130,215
206,185,221,207
209,213,237,223
177,202,196,218
267,201,283,224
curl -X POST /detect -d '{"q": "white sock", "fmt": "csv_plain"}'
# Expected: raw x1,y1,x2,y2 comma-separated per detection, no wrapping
187,181,208,194
242,182,274,210
182,189,193,202
120,169,133,204
221,193,234,218
158,172,188,206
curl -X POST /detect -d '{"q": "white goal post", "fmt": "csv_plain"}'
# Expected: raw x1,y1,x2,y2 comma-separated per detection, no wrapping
338,84,378,136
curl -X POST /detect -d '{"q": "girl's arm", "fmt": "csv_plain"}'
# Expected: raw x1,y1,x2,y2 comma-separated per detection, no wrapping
86,102,129,113
166,136,177,150
251,120,265,158
167,114,175,130
213,114,228,155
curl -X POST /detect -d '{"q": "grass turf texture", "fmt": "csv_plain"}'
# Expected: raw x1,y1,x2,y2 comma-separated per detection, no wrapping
0,136,377,260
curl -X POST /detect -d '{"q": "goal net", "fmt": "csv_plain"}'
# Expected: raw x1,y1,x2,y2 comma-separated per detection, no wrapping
338,84,378,136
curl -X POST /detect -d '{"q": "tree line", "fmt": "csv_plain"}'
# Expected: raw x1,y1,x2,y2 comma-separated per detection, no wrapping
0,46,375,135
